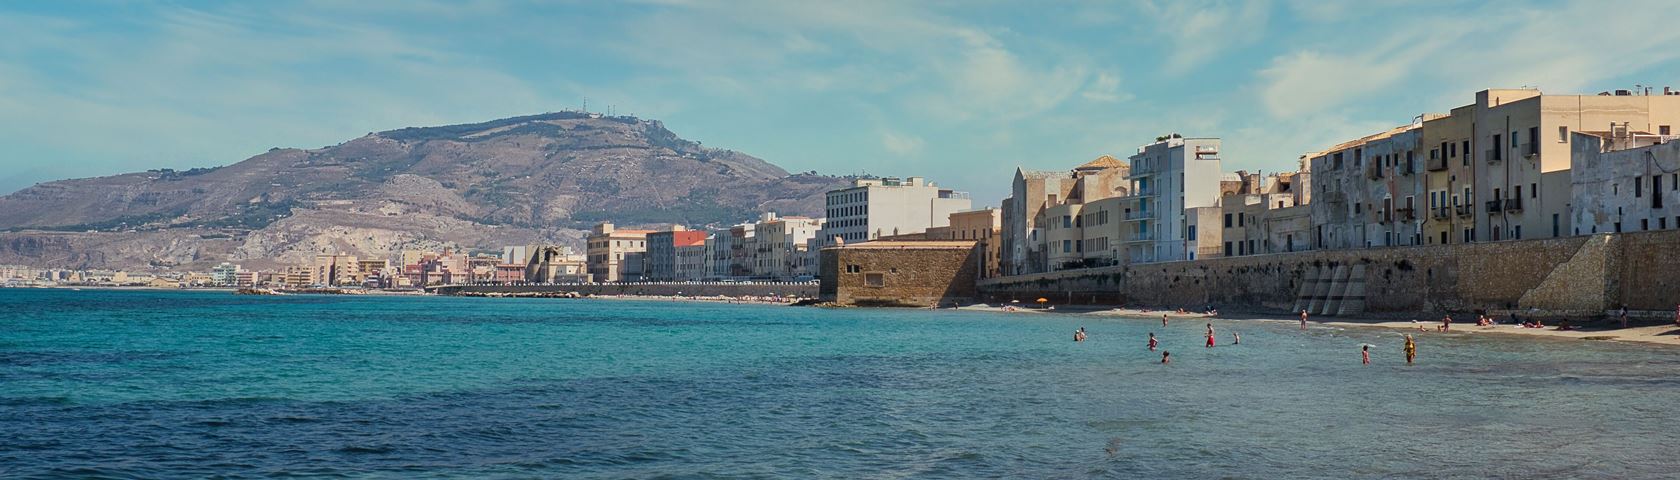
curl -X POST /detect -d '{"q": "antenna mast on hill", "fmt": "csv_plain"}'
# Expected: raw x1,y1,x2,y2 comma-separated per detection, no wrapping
582,97,588,113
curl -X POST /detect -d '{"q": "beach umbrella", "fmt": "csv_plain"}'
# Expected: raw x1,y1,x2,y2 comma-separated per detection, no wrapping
1036,298,1048,304
1011,299,1020,303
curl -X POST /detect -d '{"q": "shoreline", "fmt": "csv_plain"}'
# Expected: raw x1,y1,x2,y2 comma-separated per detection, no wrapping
955,303,1680,346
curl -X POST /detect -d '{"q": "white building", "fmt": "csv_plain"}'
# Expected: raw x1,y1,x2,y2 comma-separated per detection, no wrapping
210,262,243,286
1570,130,1680,234
816,176,971,245
750,213,822,279
1122,136,1224,263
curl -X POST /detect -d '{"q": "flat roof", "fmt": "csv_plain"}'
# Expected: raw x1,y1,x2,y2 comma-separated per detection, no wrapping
827,240,977,250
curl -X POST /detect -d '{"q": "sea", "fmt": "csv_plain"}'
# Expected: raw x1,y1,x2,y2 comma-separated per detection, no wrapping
3,288,1678,479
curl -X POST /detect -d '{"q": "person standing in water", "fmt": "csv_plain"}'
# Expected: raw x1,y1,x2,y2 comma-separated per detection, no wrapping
1403,335,1417,364
1205,323,1216,348
1162,314,1169,327
1148,332,1158,351
1300,310,1308,330
1362,345,1371,365
1161,351,1170,364
1232,331,1240,345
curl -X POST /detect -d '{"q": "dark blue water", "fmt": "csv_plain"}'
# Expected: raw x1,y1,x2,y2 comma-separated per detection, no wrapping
3,289,1679,478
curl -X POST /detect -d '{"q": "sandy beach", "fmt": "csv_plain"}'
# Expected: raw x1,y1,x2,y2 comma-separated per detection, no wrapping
954,302,1680,346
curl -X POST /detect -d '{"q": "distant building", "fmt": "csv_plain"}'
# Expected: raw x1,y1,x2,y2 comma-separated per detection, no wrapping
586,222,651,282
312,254,359,286
1124,136,1224,263
816,176,970,246
751,213,822,279
209,262,242,286
645,227,707,281
933,208,1002,279
1570,130,1680,234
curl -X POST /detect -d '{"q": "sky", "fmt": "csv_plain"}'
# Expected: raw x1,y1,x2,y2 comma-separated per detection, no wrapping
3,0,1680,205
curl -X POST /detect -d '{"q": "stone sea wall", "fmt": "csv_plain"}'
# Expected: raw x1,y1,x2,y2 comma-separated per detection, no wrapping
978,230,1680,315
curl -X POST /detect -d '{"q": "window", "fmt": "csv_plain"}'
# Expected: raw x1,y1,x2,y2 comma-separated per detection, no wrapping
1492,134,1502,160
1238,214,1245,227
1642,219,1650,231
1224,242,1233,256
1662,125,1672,136
1463,140,1471,166
1062,240,1072,253
845,264,862,273
1527,126,1539,154
865,273,885,287
1514,226,1522,239
1224,214,1233,228
1558,126,1569,142
1654,176,1664,209
1187,225,1197,241
1637,178,1643,198
1531,183,1537,199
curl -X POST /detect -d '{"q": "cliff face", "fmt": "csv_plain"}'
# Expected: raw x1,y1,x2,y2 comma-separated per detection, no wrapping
0,112,848,270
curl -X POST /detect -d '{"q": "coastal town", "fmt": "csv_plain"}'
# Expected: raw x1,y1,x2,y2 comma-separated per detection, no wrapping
4,86,1680,320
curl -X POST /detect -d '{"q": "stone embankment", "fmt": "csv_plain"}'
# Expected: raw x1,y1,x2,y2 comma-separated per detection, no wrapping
979,230,1680,317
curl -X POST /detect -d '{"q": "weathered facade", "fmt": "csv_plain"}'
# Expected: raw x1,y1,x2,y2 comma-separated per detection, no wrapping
819,240,978,307
1570,131,1680,234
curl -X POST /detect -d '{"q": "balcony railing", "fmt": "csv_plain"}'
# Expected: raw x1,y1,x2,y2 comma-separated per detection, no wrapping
1486,149,1502,163
1401,160,1416,176
1124,210,1155,220
1456,204,1474,217
1432,207,1452,220
1426,156,1448,172
1125,232,1155,242
1505,198,1523,212
1486,200,1503,214
1396,207,1416,222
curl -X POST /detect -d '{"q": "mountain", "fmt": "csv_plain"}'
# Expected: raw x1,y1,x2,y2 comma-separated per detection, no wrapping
0,112,850,270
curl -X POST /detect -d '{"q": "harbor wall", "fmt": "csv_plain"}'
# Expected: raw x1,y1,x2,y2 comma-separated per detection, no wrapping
978,230,1679,315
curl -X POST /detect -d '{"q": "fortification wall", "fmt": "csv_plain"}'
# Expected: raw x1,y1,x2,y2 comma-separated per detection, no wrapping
979,231,1679,314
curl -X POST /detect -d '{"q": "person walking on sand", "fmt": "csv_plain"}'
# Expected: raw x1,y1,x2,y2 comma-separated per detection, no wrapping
1300,310,1308,330
1148,332,1158,352
1619,305,1629,329
1441,315,1452,332
1403,335,1417,365
1205,323,1216,348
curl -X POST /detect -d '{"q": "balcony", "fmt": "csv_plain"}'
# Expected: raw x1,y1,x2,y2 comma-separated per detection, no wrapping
1486,200,1503,214
1122,231,1155,243
1365,162,1383,180
1505,198,1523,212
1432,207,1451,220
1426,155,1449,172
1456,204,1474,217
1123,210,1155,221
1396,207,1417,222
1486,149,1502,164
1401,159,1417,176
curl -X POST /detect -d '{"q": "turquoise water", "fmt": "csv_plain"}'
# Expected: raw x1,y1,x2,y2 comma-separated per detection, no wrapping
3,289,1679,478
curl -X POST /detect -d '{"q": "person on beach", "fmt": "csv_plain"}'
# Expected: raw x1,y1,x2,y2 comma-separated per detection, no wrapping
1161,351,1171,364
1362,344,1370,365
1619,305,1629,328
1441,315,1452,332
1674,303,1679,327
1205,323,1216,348
1148,332,1158,351
1403,335,1417,365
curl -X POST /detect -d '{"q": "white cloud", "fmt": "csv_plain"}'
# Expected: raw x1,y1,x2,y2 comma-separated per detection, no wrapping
1080,71,1133,103
881,131,925,156
1139,0,1272,74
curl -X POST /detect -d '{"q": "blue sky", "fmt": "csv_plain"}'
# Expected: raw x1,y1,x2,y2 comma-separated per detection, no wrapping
3,0,1679,205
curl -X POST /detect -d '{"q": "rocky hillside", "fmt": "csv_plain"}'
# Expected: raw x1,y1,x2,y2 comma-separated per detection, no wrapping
0,112,849,270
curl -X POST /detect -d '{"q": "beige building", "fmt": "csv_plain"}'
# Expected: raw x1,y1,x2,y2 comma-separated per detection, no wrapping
1001,156,1130,275
1473,88,1680,242
946,208,1002,279
585,222,652,282
815,176,971,246
1217,169,1312,257
312,254,359,286
750,214,822,279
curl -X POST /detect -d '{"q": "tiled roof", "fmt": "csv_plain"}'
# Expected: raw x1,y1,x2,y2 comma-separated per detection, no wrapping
1076,155,1126,170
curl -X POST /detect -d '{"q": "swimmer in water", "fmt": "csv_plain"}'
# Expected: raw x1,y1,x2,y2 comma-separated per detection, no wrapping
1148,332,1158,351
1162,314,1169,327
1205,323,1215,348
1161,351,1170,364
1362,344,1370,365
1232,331,1240,345
1403,335,1417,364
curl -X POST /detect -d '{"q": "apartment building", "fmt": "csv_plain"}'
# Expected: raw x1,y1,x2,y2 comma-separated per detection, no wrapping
816,176,971,246
1570,130,1680,234
1001,156,1130,275
585,222,651,282
1217,169,1312,257
644,227,707,281
312,254,359,286
1474,88,1680,242
1421,105,1477,245
749,214,822,279
1122,136,1224,263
